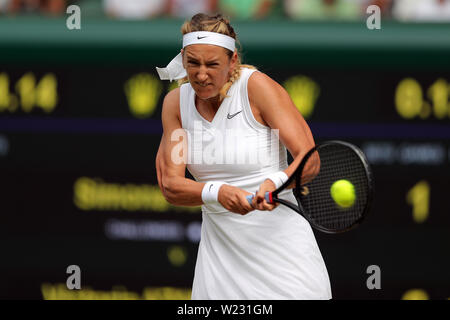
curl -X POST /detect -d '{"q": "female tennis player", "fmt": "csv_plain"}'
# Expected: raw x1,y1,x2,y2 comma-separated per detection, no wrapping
155,13,331,299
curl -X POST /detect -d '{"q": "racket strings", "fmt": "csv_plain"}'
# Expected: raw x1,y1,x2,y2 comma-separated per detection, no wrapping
295,144,370,231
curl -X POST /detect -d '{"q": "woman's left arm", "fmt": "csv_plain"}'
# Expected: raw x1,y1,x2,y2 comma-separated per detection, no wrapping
247,71,316,211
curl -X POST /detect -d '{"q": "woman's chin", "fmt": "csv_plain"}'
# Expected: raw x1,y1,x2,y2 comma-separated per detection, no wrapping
195,88,217,100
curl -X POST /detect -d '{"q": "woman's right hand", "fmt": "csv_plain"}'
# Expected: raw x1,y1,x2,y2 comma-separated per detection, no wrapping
217,184,255,215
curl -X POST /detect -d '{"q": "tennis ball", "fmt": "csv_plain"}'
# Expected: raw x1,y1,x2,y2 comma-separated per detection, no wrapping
330,179,356,208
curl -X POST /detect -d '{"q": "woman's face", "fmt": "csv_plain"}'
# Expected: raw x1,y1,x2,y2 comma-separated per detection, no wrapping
182,44,237,101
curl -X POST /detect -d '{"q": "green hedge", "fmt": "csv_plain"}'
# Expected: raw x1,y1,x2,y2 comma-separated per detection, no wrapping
1,17,450,69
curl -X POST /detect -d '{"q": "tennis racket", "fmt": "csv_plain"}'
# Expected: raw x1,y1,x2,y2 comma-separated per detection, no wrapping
246,140,373,233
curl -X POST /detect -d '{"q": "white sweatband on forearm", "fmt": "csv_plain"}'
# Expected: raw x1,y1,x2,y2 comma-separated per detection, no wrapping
201,181,227,205
265,171,289,189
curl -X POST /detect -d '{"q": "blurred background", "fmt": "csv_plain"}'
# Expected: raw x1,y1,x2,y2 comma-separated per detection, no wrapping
0,0,450,300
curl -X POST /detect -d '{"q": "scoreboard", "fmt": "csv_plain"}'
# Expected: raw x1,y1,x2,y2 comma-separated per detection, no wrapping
1,18,450,300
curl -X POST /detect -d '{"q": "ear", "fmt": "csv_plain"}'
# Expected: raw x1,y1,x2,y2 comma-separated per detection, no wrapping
229,50,238,71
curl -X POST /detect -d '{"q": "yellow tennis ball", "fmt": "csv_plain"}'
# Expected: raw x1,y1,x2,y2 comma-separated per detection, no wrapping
330,179,356,208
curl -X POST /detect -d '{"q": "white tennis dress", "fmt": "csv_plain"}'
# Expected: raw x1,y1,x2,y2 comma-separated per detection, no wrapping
179,68,332,300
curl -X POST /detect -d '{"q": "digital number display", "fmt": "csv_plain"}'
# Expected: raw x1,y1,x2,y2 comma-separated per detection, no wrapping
0,72,58,113
395,77,450,120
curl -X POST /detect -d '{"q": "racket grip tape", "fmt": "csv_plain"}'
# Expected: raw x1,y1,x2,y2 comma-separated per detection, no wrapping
246,192,273,205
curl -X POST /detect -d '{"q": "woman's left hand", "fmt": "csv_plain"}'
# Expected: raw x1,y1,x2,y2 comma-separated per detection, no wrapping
252,179,279,211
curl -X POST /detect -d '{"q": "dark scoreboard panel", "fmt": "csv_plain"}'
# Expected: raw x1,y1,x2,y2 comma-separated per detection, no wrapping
1,67,450,122
1,63,450,299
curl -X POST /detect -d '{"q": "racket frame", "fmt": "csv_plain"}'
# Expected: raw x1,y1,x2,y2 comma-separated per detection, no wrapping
269,140,374,234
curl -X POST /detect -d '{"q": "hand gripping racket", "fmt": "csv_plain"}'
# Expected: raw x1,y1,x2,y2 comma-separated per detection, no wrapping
246,141,374,233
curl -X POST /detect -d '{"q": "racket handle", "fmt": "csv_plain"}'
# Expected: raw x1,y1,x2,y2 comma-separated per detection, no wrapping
246,192,272,205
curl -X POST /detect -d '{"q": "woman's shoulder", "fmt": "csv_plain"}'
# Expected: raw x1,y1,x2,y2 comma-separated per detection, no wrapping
163,86,180,106
161,86,181,120
247,69,292,116
247,70,284,97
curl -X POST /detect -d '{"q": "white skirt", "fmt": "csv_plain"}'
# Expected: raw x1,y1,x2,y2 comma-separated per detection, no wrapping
191,191,332,300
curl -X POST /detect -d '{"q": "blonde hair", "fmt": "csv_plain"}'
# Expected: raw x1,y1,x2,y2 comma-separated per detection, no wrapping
179,13,257,101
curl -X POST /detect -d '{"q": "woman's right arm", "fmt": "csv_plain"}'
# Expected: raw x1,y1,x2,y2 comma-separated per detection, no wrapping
156,88,254,214
157,88,205,206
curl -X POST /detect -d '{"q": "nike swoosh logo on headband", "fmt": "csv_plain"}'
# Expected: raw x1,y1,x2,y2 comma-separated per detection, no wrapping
197,36,208,40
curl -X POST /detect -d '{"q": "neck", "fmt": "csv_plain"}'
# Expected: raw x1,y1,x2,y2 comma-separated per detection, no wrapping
198,94,222,111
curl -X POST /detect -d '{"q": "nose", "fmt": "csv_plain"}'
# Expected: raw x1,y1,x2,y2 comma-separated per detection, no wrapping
196,65,208,82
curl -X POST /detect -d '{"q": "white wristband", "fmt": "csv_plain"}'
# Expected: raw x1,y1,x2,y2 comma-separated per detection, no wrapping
201,181,227,205
266,171,288,189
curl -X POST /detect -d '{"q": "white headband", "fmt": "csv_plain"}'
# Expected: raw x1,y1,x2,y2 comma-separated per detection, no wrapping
156,31,236,82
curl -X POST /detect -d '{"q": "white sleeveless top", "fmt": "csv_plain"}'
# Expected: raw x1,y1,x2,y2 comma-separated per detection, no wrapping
180,68,331,300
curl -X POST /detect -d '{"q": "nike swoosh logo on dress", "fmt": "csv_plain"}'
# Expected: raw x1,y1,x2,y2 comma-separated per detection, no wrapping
227,110,242,119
